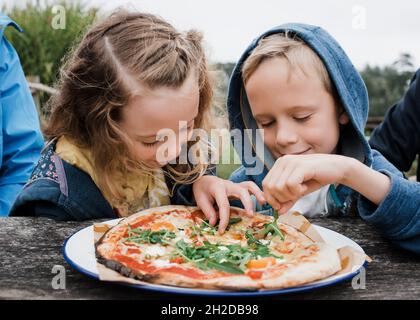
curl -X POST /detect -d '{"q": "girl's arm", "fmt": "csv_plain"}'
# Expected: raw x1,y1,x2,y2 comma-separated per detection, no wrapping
192,176,266,234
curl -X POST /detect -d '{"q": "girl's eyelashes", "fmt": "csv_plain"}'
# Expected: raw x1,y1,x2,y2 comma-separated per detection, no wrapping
141,140,159,147
293,114,312,122
140,120,195,148
260,121,274,128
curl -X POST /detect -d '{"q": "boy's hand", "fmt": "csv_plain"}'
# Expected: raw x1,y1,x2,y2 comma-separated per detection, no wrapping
262,154,351,214
192,176,266,234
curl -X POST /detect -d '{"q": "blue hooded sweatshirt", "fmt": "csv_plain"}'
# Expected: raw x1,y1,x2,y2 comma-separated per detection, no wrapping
227,23,420,254
0,14,44,216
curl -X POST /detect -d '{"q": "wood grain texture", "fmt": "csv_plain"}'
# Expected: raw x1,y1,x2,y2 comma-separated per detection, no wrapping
1,216,419,300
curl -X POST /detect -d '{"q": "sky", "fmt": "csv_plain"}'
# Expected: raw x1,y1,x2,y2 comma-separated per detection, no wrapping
2,0,420,69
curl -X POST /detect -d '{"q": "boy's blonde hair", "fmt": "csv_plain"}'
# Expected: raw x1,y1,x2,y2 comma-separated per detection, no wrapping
242,32,338,100
45,10,215,203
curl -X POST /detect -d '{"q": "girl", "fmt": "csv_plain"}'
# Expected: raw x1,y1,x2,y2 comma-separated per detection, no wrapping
10,10,265,234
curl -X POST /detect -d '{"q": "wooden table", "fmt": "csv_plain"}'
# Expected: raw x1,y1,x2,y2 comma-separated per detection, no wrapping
1,216,419,300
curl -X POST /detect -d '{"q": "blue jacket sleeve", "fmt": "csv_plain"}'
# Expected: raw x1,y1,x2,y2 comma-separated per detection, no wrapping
357,150,420,254
229,165,267,212
0,17,44,216
229,165,252,184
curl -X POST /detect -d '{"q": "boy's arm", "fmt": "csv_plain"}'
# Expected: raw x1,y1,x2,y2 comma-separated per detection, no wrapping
356,151,420,254
260,152,420,253
358,172,420,254
261,154,391,213
340,157,391,205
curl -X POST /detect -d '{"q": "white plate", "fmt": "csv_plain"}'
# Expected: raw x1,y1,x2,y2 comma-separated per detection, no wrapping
63,218,367,296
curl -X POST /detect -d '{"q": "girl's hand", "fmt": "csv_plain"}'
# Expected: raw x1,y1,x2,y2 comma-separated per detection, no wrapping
262,154,351,214
192,176,266,234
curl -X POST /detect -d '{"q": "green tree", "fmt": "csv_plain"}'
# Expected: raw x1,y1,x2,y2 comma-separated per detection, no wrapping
360,53,415,117
2,0,99,113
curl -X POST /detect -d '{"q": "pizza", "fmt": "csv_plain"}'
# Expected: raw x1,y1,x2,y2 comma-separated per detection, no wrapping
95,205,342,290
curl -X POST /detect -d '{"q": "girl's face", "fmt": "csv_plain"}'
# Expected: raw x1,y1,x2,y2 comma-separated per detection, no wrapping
244,57,349,159
119,72,200,168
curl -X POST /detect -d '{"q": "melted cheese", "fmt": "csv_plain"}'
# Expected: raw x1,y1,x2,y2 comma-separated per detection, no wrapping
152,259,178,268
160,214,192,230
142,245,167,257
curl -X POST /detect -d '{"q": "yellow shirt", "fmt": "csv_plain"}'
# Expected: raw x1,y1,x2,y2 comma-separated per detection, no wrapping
55,136,170,217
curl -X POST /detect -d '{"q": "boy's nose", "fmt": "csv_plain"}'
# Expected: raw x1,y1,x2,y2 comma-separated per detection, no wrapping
275,125,299,147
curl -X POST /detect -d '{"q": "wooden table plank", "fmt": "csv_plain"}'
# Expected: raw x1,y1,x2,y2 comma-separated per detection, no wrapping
1,217,419,300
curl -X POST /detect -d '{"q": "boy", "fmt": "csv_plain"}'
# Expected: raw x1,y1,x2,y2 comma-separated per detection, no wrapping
227,24,420,254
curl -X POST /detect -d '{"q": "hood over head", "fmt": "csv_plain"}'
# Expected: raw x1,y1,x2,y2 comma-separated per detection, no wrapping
227,23,371,183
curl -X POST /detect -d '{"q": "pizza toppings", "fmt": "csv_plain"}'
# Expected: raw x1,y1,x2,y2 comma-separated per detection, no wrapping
124,225,176,245
101,210,288,277
126,247,142,255
246,270,264,280
150,222,176,232
96,206,342,289
247,257,277,269
191,217,243,237
169,256,185,264
256,221,285,240
275,241,296,254
171,238,284,275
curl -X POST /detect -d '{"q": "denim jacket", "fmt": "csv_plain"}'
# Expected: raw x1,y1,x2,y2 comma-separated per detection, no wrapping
10,140,204,220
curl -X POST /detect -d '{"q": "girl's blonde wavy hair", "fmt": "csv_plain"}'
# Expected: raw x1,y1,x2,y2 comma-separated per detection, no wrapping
44,10,215,204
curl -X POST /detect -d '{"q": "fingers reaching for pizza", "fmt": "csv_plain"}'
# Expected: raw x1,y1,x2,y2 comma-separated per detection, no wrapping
236,181,267,205
192,176,266,234
262,154,347,214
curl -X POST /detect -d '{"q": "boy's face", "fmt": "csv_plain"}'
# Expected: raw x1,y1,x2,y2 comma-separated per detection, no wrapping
244,57,349,159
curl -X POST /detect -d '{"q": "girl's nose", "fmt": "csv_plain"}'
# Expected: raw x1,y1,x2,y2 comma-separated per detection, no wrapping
164,131,190,164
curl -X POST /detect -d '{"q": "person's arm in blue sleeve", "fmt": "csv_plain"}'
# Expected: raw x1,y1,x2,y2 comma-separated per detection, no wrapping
0,17,44,216
358,150,420,254
369,69,420,181
228,165,257,210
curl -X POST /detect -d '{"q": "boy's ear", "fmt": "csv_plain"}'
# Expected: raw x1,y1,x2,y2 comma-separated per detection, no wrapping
338,109,350,125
